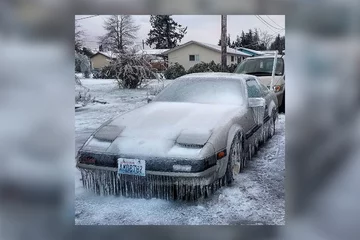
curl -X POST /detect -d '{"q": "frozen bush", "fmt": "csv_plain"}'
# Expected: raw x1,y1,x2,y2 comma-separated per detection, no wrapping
75,75,93,107
75,51,92,78
187,61,229,74
164,63,187,79
105,50,159,89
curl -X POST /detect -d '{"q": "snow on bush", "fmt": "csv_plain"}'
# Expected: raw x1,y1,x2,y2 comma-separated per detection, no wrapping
75,51,92,78
75,75,94,107
186,61,238,74
101,49,163,89
164,62,186,79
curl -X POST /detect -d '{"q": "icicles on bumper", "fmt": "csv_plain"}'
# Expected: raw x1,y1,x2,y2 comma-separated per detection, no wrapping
79,169,225,201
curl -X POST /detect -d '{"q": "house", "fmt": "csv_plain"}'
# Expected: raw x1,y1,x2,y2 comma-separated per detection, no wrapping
162,41,251,70
90,51,117,70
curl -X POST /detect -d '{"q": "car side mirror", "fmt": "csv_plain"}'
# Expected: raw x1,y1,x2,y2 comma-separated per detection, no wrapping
248,97,266,125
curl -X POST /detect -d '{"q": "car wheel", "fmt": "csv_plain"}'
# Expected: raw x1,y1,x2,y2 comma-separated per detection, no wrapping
279,93,285,113
225,132,244,184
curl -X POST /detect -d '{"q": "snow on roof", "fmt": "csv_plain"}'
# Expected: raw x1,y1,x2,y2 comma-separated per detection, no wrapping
179,72,250,81
92,51,118,59
198,42,251,56
163,41,251,57
136,49,169,55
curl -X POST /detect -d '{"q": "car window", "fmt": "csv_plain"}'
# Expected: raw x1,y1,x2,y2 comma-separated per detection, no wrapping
246,79,263,98
154,78,247,106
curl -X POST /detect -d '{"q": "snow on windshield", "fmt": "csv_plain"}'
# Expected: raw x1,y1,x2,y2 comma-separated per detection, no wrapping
153,78,247,106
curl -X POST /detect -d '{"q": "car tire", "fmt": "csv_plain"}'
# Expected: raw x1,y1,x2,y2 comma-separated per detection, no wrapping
225,132,244,185
279,93,285,113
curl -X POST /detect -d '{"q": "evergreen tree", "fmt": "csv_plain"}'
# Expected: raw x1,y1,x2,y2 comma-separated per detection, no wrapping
99,15,140,53
227,34,231,47
270,34,285,53
146,15,187,49
234,35,241,48
82,47,94,58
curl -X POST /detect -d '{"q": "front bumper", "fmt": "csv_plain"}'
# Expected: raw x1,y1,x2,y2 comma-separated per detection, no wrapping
77,163,217,186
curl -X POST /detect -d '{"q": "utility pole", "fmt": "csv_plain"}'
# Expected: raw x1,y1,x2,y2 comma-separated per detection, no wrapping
142,39,145,49
221,15,227,69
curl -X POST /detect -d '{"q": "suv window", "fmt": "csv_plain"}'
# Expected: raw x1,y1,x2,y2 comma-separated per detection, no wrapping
246,79,263,98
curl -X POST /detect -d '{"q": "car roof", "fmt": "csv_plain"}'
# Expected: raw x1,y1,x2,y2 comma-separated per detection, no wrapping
178,72,253,81
246,55,285,59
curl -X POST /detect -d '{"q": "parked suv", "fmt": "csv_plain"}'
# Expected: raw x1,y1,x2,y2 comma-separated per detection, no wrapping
234,55,285,112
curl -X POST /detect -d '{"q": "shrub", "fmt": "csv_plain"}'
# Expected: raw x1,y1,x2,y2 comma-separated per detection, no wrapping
75,51,92,77
187,61,230,74
164,63,186,79
227,63,238,73
75,75,93,106
104,52,159,89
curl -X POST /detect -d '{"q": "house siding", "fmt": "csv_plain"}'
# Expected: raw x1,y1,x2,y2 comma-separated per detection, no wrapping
167,44,245,70
91,54,112,70
167,44,221,70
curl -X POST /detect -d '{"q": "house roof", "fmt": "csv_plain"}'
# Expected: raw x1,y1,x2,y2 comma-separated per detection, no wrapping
162,41,251,56
237,47,265,56
136,49,169,55
90,51,117,59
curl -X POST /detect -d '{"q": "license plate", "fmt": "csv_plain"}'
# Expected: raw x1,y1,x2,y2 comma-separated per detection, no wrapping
118,158,146,176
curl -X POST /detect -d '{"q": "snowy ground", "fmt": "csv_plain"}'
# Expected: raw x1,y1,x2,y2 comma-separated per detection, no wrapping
75,79,285,225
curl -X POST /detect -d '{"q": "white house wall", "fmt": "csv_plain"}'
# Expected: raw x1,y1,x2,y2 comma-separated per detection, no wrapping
167,44,244,70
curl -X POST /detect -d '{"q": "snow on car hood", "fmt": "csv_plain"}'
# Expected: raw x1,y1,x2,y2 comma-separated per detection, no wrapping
110,101,242,138
256,75,284,87
90,101,245,158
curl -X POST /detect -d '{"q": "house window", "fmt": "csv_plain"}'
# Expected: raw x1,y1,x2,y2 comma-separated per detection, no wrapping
231,56,234,62
189,54,200,61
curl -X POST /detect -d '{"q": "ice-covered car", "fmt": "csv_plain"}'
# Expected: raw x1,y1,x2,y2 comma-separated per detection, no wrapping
76,72,278,201
234,55,285,112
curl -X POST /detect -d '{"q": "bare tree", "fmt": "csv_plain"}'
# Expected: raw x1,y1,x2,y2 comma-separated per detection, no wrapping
99,15,140,53
221,15,227,69
75,23,85,52
259,30,273,50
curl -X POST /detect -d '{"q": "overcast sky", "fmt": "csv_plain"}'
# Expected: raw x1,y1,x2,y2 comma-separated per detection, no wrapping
76,15,285,50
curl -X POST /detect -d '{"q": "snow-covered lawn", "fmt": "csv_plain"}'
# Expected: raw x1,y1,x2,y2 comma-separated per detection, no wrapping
75,79,285,225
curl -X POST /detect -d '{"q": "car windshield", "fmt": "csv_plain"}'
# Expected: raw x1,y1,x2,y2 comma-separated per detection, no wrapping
153,78,246,106
234,57,284,76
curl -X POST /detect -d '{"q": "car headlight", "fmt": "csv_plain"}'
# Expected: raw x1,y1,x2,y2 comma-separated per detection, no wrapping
273,85,283,92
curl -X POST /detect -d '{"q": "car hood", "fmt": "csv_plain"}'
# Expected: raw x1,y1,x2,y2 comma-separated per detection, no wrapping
111,101,242,139
82,102,245,158
256,75,284,87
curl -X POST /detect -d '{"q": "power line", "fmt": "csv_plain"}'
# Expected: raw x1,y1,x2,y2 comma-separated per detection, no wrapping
256,15,284,32
266,15,284,29
257,15,283,30
75,15,100,21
